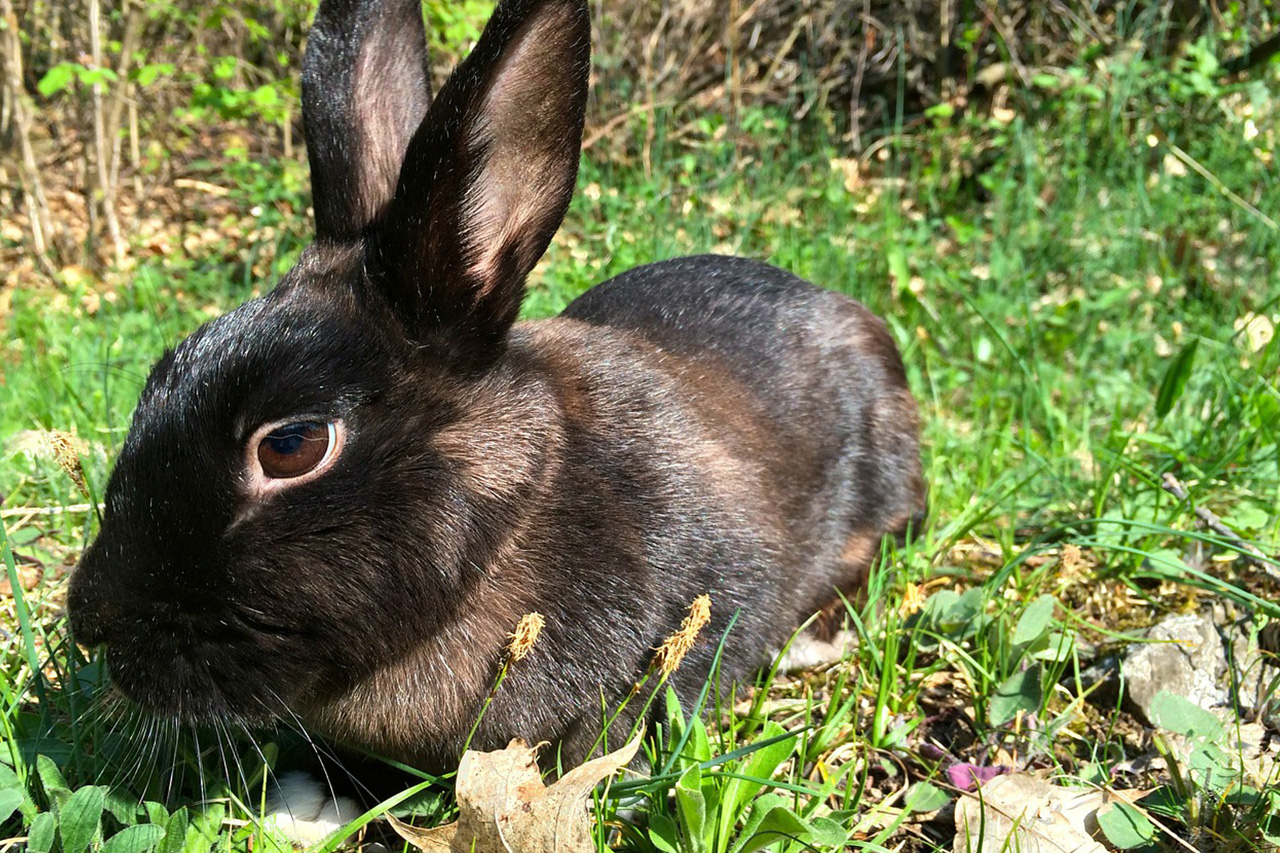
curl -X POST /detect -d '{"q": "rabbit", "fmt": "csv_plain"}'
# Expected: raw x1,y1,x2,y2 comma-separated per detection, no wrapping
66,0,925,775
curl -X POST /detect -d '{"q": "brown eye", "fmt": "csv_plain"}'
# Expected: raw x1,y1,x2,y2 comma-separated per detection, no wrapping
257,421,335,479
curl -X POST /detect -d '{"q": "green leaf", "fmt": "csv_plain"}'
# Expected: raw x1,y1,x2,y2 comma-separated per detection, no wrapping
36,755,70,810
104,787,142,825
1187,741,1239,792
1223,786,1264,809
732,797,812,853
59,786,106,853
904,781,950,813
134,63,174,87
664,686,711,767
182,801,224,853
1222,501,1269,532
687,714,712,765
158,807,188,853
1096,801,1157,849
664,685,684,733
988,664,1043,727
1011,594,1056,650
1149,691,1223,739
37,63,78,97
103,823,166,853
1155,339,1199,418
0,764,19,788
143,802,169,825
726,722,794,819
805,816,848,847
0,788,23,824
212,56,237,80
250,85,278,107
675,764,707,853
726,793,786,853
647,812,679,853
0,764,34,821
1135,786,1186,819
1029,630,1075,663
76,66,119,87
28,811,57,853
924,588,983,637
1142,549,1191,579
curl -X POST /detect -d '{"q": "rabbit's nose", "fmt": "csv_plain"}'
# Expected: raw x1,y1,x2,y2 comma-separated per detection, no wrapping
67,565,116,647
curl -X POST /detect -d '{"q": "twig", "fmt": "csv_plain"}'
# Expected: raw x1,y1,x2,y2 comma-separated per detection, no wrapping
1221,30,1280,78
0,503,103,518
106,0,145,198
1162,137,1278,232
87,0,125,267
0,0,59,275
172,177,230,195
979,1,1032,89
726,0,740,151
582,103,670,152
847,0,871,150
1160,472,1280,582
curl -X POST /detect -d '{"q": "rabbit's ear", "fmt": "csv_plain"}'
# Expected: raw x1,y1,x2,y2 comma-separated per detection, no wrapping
302,0,432,240
372,0,590,357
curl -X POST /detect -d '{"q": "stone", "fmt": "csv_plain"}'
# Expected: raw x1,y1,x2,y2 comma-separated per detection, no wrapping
1121,612,1228,725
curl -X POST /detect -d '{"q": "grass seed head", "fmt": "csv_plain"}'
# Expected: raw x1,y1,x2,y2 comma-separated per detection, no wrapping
654,594,711,677
1058,543,1088,580
899,581,925,617
507,612,544,662
49,430,89,498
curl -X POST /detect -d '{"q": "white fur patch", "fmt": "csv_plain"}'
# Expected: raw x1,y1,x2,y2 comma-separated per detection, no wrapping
776,628,857,672
261,771,362,847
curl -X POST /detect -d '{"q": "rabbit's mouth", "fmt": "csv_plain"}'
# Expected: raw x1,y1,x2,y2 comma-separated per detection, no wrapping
69,583,319,725
98,625,306,725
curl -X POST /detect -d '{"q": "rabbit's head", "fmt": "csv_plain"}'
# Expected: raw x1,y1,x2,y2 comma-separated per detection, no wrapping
68,0,591,727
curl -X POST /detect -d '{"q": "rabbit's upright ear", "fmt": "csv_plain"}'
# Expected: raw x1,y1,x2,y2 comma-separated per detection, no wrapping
302,0,432,239
373,0,590,357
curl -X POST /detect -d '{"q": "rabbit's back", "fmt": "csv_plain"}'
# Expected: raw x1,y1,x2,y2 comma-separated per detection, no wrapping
563,254,924,553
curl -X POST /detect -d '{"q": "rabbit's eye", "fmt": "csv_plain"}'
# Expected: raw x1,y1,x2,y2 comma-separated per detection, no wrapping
257,421,336,479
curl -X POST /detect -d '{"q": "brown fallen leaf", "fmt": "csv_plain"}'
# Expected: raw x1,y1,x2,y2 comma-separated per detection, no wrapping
0,564,41,597
390,732,643,853
954,773,1112,853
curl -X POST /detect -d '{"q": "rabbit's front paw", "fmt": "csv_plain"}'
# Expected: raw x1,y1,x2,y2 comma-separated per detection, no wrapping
777,628,857,672
262,771,361,846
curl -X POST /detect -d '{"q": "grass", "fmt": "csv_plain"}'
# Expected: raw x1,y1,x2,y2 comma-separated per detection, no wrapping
3,19,1280,853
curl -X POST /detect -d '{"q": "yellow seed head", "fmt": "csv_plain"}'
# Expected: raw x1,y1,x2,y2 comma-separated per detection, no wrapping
49,431,89,498
654,595,711,677
507,612,544,662
898,581,925,618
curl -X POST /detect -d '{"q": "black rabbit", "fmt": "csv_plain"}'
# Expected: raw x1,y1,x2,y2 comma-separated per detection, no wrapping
68,0,924,773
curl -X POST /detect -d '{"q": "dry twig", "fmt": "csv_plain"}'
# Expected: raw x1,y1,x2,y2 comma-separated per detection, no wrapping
1161,472,1280,583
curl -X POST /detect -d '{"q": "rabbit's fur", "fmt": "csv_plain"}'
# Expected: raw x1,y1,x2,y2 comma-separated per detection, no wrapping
67,0,924,771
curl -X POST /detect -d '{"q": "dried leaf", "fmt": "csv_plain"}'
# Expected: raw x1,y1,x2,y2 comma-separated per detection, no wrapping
954,773,1110,853
0,564,40,597
386,814,454,853
391,733,643,853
